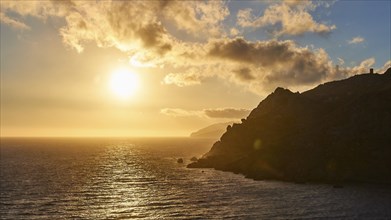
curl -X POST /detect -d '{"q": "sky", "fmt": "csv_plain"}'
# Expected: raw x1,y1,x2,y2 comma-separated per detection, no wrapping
1,0,390,137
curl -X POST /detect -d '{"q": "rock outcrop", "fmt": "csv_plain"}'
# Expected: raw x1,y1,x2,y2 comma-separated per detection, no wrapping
188,68,391,184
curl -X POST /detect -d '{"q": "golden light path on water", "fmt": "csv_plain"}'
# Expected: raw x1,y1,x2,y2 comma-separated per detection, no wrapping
1,138,391,219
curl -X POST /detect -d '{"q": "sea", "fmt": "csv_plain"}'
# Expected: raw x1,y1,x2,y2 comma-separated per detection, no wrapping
1,137,390,219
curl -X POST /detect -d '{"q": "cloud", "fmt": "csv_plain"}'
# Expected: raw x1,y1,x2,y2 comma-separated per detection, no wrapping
160,108,203,118
161,1,229,38
348,36,365,44
1,1,209,54
350,58,375,73
207,38,296,66
57,1,174,54
206,38,333,88
1,0,382,97
229,28,240,37
204,108,251,118
376,60,391,74
0,12,30,30
0,1,73,27
237,1,336,36
337,57,345,65
233,67,255,81
161,107,251,119
329,58,390,79
342,59,389,76
163,71,203,87
161,63,224,87
161,35,381,95
329,57,376,80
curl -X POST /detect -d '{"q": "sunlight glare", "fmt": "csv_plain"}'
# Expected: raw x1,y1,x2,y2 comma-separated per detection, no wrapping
110,68,140,100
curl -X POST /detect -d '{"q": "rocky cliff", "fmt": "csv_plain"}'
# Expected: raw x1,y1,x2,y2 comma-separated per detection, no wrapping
188,68,391,184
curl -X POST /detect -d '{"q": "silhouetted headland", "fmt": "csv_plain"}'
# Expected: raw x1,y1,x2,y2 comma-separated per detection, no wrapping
188,68,391,184
190,122,236,139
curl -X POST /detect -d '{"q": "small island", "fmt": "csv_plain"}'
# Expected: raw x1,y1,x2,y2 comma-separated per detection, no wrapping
188,68,391,184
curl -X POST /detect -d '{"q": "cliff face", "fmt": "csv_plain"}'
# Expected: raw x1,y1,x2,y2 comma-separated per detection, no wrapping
188,68,391,183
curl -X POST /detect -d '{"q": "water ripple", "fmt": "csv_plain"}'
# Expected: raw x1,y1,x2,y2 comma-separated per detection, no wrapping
1,138,390,219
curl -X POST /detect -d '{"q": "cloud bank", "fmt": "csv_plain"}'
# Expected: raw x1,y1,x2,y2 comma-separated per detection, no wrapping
1,0,387,97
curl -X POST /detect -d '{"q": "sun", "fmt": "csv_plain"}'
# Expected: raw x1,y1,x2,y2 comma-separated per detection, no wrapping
109,67,140,99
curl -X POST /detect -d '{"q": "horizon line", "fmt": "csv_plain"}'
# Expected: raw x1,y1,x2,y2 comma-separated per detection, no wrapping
0,135,213,139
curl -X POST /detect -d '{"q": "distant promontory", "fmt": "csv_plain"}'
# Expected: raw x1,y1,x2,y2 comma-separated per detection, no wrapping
188,68,391,184
190,122,236,139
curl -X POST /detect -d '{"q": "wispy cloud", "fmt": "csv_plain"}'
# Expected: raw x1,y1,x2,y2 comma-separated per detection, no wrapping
162,67,206,87
337,57,345,65
160,108,203,118
348,36,365,44
204,108,250,119
161,108,251,119
0,12,30,30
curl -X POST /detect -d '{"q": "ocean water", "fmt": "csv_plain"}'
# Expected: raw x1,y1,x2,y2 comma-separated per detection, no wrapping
1,138,390,219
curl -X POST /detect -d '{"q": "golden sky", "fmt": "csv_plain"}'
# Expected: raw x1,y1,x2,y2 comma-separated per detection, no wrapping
1,1,390,137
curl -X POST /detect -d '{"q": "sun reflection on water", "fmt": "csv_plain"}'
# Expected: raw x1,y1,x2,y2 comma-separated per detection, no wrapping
1,138,390,219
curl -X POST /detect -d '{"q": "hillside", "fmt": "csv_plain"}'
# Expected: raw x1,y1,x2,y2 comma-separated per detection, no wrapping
188,68,391,184
190,122,236,139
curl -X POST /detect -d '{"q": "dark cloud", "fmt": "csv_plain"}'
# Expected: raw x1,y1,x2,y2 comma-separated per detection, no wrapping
233,67,255,81
208,38,293,66
106,2,172,55
264,50,329,85
207,38,332,87
138,23,172,55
